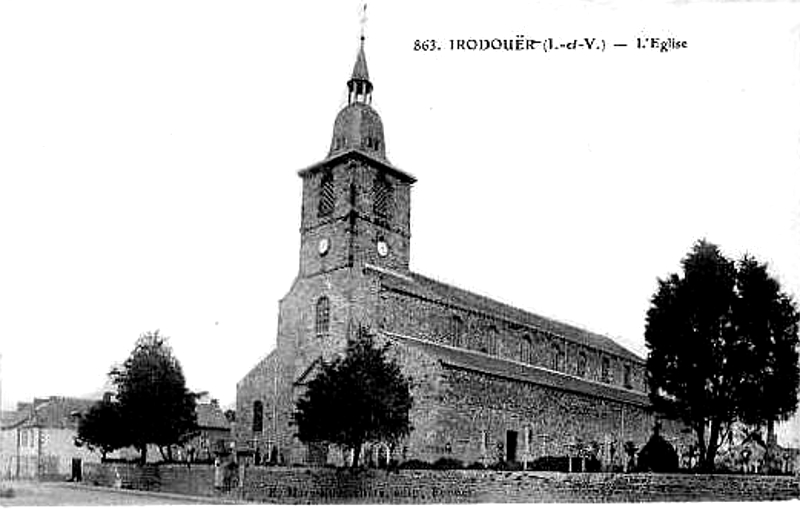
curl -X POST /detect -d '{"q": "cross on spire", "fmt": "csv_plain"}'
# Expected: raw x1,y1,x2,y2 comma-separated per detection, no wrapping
359,4,368,42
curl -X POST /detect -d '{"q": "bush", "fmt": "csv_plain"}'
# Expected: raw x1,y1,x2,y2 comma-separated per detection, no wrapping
637,434,678,473
528,456,569,472
399,459,431,470
584,456,602,473
432,457,464,470
0,487,15,499
488,460,522,471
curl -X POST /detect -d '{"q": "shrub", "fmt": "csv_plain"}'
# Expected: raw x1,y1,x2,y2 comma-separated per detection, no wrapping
637,434,678,473
466,461,485,470
0,487,15,499
528,456,569,472
488,460,522,471
584,456,602,472
432,457,464,470
399,459,431,470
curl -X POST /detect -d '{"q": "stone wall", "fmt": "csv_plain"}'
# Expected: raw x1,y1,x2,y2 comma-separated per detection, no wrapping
235,267,386,465
380,287,646,393
82,463,800,503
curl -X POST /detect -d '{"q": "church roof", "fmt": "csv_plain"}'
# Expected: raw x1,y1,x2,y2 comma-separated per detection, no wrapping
368,265,643,363
329,102,387,161
387,332,650,408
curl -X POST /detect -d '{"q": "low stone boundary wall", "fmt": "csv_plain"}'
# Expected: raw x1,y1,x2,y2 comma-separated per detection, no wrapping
84,463,215,497
83,463,800,503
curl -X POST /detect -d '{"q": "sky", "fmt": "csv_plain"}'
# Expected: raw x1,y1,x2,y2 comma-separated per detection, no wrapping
1,1,799,445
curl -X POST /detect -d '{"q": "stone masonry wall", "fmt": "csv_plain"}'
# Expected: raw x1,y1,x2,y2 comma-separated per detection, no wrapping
236,265,387,465
380,288,647,393
387,338,661,468
83,463,800,503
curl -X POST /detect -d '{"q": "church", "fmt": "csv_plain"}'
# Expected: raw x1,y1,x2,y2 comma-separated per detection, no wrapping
235,36,687,469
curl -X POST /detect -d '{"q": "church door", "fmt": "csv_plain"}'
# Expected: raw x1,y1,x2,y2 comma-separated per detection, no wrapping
506,431,518,464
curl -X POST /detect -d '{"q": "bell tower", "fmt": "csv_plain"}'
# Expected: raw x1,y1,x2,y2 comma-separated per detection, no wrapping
296,35,416,279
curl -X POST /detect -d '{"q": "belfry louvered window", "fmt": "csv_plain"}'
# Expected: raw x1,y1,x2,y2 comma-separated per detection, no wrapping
318,171,335,217
316,296,330,336
373,174,393,219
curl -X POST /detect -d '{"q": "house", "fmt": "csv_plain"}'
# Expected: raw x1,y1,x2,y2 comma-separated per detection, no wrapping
0,397,101,480
718,424,800,474
182,399,233,462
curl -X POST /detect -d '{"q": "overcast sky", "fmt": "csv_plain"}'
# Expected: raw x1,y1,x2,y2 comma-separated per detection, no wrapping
2,1,799,444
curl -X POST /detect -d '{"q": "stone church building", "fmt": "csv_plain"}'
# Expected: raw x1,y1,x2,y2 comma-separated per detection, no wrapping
236,38,687,468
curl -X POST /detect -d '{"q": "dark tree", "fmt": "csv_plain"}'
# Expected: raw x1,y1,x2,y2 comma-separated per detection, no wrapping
293,328,413,467
733,256,800,425
110,330,198,464
224,409,236,424
645,240,799,471
75,399,127,461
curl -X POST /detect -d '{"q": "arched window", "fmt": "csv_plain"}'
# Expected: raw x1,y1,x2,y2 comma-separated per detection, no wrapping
252,400,264,433
487,325,498,356
520,334,532,364
551,344,564,371
318,171,335,217
450,315,464,348
373,174,393,220
315,296,330,336
602,357,612,384
577,351,587,377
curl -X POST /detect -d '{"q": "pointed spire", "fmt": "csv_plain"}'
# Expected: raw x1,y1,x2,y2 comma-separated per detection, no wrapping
347,5,372,105
351,37,370,82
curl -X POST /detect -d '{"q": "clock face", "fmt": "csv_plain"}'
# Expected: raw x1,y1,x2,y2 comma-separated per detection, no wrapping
377,240,389,257
317,237,330,255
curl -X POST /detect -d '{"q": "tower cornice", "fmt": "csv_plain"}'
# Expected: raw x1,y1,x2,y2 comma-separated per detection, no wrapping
297,149,416,184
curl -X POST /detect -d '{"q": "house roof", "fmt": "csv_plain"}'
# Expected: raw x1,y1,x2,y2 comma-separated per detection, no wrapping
196,403,231,431
1,410,27,429
5,397,96,430
387,331,650,408
367,264,642,363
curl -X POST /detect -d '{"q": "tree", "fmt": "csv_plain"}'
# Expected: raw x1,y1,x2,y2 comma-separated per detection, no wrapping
75,399,127,461
645,240,799,471
293,328,413,467
110,330,198,464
